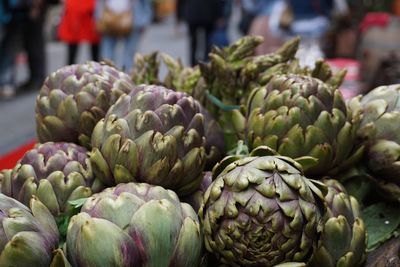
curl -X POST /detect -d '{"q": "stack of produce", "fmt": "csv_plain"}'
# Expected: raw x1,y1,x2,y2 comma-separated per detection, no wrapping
131,36,346,151
36,61,135,148
5,34,400,266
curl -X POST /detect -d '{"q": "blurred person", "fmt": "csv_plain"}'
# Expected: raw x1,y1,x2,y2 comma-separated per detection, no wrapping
58,0,100,65
247,0,283,55
209,0,232,48
0,0,46,98
0,0,15,99
238,0,258,35
174,0,185,35
18,0,48,92
283,0,333,38
96,0,152,72
268,0,333,66
182,0,225,65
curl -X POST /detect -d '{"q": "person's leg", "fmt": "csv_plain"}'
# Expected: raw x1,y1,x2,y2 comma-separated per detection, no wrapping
122,29,141,71
203,23,214,62
91,43,99,62
100,35,117,64
0,25,16,86
23,14,46,89
188,23,198,66
68,44,78,65
0,21,21,98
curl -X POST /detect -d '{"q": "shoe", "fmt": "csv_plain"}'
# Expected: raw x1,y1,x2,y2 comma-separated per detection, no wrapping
0,85,16,100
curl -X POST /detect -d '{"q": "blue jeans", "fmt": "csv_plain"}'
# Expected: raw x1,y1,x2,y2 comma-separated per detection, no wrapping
0,22,18,86
100,29,141,72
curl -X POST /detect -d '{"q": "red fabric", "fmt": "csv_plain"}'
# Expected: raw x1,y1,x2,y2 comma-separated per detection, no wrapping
360,12,391,33
0,140,36,169
58,0,100,43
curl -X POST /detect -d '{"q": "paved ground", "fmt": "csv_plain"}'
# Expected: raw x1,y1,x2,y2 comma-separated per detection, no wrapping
0,10,241,155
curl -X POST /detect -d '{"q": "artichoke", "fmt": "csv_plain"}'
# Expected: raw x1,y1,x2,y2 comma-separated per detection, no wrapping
308,179,367,267
90,84,209,196
0,194,59,266
199,147,326,266
65,182,203,267
0,142,101,217
131,52,225,167
36,61,135,148
244,74,363,177
348,84,400,200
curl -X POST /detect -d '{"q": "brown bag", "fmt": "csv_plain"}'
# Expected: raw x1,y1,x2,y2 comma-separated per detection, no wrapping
279,4,294,30
96,6,133,37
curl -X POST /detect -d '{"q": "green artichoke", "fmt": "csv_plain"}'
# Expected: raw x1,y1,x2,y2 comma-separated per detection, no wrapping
90,84,209,196
308,179,367,267
348,84,400,200
131,52,225,167
36,61,135,148
0,142,101,217
65,182,203,267
244,74,363,177
0,194,59,266
199,147,326,266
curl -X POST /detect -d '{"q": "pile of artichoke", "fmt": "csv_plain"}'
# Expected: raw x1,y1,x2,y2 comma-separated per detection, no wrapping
4,34,400,267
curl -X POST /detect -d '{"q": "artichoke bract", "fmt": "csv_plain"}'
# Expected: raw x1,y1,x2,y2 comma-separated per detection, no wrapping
36,61,135,148
309,179,367,267
199,147,326,266
65,182,203,267
90,84,207,196
245,74,363,177
1,142,100,217
0,194,59,266
348,84,400,200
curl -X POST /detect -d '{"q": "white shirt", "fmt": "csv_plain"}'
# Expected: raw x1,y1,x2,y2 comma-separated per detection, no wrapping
106,0,131,13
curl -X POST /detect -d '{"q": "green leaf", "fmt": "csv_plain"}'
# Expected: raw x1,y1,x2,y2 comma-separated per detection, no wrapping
68,197,88,208
55,197,89,248
362,202,400,251
56,215,70,239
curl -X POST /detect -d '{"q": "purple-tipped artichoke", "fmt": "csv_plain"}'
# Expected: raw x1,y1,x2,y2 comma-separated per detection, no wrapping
132,52,225,168
36,61,135,148
309,179,367,267
0,194,59,266
65,182,203,267
90,85,208,196
348,84,400,200
243,74,363,177
199,147,326,266
0,142,101,217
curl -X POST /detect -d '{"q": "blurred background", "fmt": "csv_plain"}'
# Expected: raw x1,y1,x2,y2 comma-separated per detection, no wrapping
0,0,399,156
